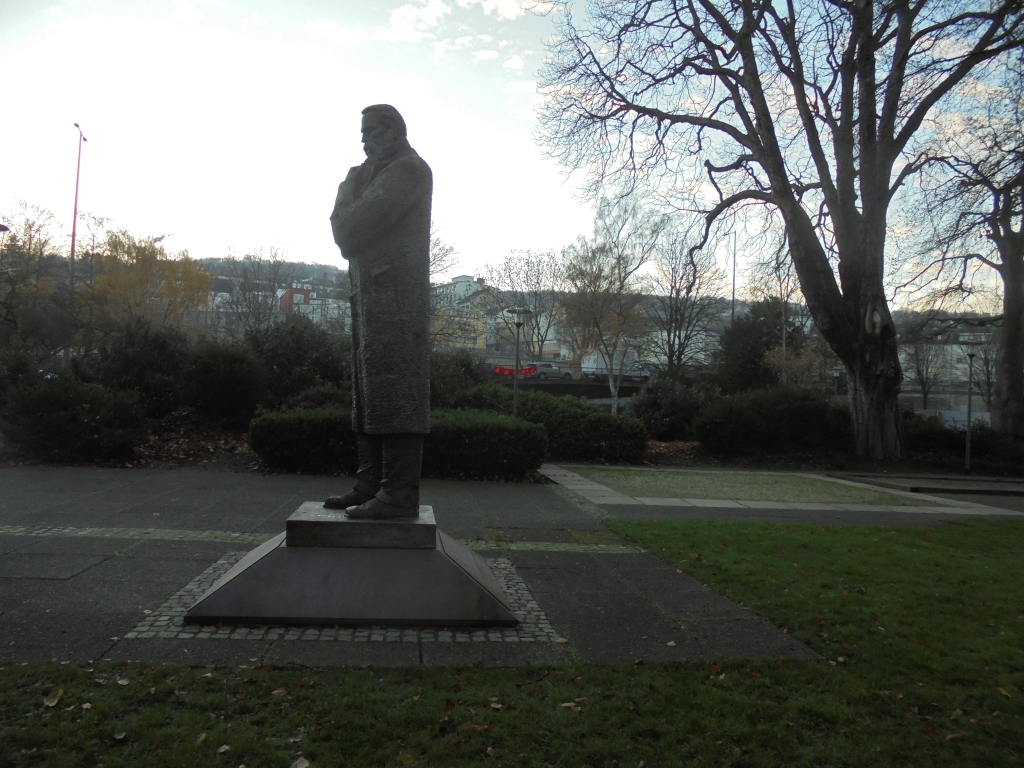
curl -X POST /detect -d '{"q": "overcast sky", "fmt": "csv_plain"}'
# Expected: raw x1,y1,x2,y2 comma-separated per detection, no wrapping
0,0,597,277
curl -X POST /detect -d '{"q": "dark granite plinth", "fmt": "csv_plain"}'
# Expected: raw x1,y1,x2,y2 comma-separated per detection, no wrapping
286,503,436,548
184,528,517,627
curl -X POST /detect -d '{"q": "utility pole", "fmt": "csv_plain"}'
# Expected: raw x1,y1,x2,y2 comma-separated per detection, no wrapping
67,123,88,365
730,230,737,323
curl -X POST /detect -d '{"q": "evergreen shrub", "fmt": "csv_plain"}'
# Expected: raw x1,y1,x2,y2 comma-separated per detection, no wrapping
695,386,851,455
902,412,1024,461
249,408,357,473
187,339,266,428
430,349,487,408
454,384,649,463
248,407,546,479
0,376,143,462
632,378,718,440
424,409,546,479
90,319,190,417
246,315,351,408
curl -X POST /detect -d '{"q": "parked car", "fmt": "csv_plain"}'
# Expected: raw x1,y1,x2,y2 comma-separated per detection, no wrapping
528,362,573,380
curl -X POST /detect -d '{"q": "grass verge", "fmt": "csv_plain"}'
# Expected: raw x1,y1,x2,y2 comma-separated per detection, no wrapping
572,467,927,505
2,521,1021,767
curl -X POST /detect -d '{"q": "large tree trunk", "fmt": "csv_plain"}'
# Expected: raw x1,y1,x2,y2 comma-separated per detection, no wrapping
782,203,906,459
995,249,1024,438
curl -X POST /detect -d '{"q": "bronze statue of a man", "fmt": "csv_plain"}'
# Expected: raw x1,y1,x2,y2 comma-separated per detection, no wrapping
326,104,432,520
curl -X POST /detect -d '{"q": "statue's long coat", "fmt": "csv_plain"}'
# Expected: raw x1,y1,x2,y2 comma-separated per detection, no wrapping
331,143,432,434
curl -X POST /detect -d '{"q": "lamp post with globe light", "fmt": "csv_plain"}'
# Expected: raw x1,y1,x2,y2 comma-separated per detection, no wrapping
69,123,88,296
508,307,533,417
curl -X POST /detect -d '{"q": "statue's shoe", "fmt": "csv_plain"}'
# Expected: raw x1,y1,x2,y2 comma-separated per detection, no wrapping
324,490,374,509
345,497,419,520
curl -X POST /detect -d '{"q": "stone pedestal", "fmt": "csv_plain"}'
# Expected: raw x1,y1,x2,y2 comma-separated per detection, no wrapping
184,505,518,627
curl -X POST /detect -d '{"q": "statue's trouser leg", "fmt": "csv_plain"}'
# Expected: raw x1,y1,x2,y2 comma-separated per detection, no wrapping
375,434,424,511
353,433,383,497
324,433,381,509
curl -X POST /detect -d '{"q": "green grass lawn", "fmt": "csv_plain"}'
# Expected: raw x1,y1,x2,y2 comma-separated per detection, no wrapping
2,521,1021,767
572,467,928,505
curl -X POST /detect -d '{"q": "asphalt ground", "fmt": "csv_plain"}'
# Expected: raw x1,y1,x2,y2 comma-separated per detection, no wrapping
0,466,816,668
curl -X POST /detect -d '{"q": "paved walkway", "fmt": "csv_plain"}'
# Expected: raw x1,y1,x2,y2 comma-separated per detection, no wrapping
0,466,815,668
5,463,1017,669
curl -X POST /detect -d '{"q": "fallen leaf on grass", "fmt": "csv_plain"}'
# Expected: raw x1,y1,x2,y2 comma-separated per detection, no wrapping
271,688,288,696
945,734,963,741
489,703,502,710
634,659,644,666
925,730,940,740
997,688,1012,698
460,722,489,732
560,703,581,712
486,747,497,757
81,703,92,710
43,688,63,707
950,709,962,720
196,733,206,744
117,679,129,686
398,753,415,764
666,641,676,647
710,664,721,672
451,737,463,745
290,759,312,768
745,670,761,678
217,744,230,754
113,732,126,741
445,699,456,710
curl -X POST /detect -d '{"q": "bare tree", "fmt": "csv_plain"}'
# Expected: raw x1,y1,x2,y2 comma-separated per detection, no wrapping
537,0,1024,457
643,225,724,380
901,342,948,411
225,249,294,336
429,227,459,280
561,197,663,414
483,250,563,361
902,54,1024,436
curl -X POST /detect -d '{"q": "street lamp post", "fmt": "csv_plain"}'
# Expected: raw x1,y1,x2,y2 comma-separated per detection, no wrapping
965,350,976,473
730,231,737,323
69,123,88,296
509,307,532,418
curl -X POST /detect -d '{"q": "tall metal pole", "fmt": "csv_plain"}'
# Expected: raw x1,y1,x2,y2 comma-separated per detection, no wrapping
69,123,87,295
730,231,737,323
965,352,975,472
513,321,523,418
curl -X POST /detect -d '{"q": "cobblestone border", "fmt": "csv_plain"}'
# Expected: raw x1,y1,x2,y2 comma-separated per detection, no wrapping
124,553,564,644
0,524,642,552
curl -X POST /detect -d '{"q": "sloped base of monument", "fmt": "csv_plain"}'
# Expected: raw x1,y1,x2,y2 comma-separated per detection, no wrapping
184,530,518,627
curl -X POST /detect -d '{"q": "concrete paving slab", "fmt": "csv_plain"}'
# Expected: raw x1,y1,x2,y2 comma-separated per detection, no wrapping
634,498,695,507
0,553,105,579
681,499,747,508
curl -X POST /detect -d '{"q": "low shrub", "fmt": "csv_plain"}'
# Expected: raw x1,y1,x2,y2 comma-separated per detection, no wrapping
249,408,357,473
0,336,45,408
424,409,546,479
0,376,143,462
902,412,1024,461
90,319,190,417
454,384,649,463
248,407,546,479
632,378,719,440
695,386,851,455
282,382,351,411
187,339,266,428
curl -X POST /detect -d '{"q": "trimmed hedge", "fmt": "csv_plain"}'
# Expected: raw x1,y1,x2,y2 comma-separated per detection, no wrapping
695,386,851,455
0,376,143,462
248,408,357,473
248,407,545,480
632,378,718,441
187,339,266,429
425,409,545,480
454,384,649,464
902,412,1024,461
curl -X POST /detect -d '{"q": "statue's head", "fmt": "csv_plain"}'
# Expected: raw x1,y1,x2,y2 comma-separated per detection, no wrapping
361,104,407,161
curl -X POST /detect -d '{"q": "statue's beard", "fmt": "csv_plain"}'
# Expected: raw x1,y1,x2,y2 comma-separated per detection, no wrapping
364,136,396,162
